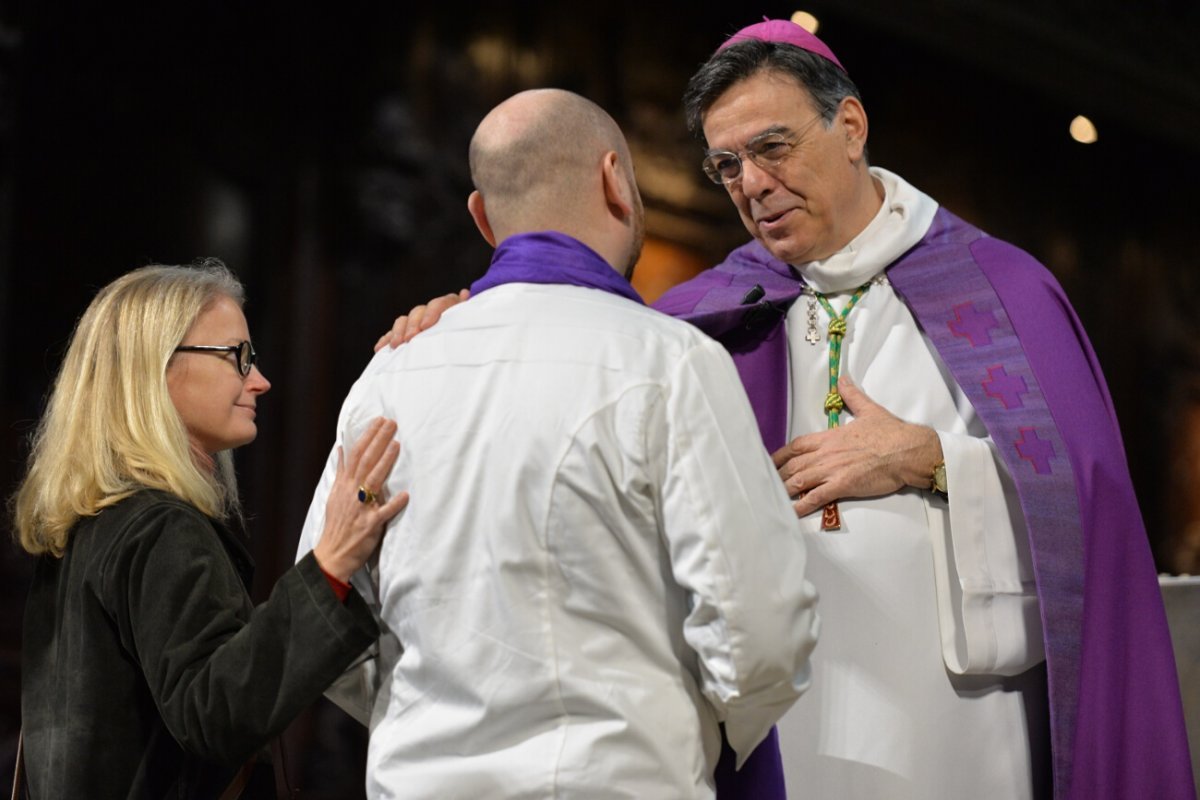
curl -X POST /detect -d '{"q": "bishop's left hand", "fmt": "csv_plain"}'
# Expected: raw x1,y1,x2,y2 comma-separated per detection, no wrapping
771,375,943,519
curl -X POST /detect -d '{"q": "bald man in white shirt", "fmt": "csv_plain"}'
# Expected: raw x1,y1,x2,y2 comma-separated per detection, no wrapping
297,88,818,799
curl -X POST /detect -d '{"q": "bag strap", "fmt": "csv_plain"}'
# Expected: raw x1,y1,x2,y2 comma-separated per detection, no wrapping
219,736,297,800
272,737,298,799
9,730,23,800
217,757,255,800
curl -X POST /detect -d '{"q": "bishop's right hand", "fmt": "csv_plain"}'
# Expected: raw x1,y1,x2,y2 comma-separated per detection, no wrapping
374,289,470,352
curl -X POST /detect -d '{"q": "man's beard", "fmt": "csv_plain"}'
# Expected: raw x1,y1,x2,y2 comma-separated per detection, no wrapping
623,203,646,282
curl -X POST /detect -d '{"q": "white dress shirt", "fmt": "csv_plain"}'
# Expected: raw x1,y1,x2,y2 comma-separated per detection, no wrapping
297,282,819,799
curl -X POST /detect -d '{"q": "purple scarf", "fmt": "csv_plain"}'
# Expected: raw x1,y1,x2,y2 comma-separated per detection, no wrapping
654,208,1196,800
472,229,785,799
470,231,643,304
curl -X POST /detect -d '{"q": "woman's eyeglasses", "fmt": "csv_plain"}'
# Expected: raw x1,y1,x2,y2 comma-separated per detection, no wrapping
173,340,258,377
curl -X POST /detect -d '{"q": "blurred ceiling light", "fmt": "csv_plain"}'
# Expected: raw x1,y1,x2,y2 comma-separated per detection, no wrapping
791,11,820,34
466,34,546,85
1069,115,1098,144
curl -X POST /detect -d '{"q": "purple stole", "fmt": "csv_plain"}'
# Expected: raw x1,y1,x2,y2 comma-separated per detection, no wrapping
471,230,787,800
654,208,1196,799
470,230,643,304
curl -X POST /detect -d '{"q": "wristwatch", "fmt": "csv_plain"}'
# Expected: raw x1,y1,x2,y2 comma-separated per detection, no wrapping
930,460,948,496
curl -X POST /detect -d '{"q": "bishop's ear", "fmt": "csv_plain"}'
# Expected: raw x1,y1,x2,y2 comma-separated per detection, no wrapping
837,97,869,163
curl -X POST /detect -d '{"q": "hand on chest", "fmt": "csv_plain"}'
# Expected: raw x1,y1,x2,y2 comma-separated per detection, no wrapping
786,288,966,433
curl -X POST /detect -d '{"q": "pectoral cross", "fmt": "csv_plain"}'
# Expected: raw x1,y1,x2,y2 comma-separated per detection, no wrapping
821,502,841,531
804,294,821,345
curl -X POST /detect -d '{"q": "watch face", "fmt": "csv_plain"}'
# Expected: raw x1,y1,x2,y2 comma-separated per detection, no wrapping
933,463,948,493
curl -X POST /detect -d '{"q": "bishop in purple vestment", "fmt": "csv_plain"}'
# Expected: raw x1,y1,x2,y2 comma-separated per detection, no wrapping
653,17,1194,800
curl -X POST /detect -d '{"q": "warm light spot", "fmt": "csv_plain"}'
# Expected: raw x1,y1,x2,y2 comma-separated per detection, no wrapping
791,11,820,34
630,236,711,305
1069,115,1098,144
466,35,547,85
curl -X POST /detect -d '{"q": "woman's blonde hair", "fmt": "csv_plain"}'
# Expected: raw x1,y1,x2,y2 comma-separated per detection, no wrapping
12,259,247,556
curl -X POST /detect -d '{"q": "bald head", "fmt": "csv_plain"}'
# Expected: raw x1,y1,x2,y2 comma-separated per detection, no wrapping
468,89,640,251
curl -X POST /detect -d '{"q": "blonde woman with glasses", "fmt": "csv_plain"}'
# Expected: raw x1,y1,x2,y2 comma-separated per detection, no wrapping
12,258,407,799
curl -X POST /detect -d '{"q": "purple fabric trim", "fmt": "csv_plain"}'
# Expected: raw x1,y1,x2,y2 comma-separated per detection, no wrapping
469,231,643,305
653,209,1196,799
966,236,1194,799
888,213,1085,798
712,726,786,800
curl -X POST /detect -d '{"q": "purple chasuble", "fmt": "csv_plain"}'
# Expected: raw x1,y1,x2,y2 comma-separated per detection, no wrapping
653,207,1196,800
470,231,643,304
473,230,787,800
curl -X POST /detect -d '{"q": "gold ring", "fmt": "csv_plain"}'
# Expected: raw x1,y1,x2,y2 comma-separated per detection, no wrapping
357,485,378,505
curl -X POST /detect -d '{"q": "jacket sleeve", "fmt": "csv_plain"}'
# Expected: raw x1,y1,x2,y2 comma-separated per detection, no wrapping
653,338,820,767
101,502,379,765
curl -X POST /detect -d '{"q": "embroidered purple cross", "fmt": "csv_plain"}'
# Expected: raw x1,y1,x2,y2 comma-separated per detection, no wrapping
983,365,1029,409
948,302,1000,347
1015,427,1055,475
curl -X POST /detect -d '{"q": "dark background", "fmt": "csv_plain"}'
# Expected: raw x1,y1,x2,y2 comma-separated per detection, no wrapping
2,2,1199,796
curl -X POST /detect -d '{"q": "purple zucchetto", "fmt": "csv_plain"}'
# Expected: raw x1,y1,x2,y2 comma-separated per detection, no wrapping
717,17,846,73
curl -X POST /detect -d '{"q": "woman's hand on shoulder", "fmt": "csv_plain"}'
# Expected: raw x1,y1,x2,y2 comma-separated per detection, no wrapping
313,417,409,583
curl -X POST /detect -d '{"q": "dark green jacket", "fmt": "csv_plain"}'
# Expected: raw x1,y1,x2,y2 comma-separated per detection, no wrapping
21,489,378,799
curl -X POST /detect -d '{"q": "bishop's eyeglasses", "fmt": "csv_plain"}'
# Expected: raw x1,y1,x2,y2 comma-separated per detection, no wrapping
701,113,826,185
173,340,258,377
